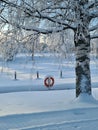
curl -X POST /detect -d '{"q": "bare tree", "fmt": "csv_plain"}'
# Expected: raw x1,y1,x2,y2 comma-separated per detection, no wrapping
0,0,98,97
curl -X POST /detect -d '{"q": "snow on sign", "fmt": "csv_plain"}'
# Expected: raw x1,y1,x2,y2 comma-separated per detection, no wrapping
44,76,54,88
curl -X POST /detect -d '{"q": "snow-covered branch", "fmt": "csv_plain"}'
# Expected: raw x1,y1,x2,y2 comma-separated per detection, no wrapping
21,26,71,34
89,11,98,19
1,0,76,31
0,15,9,24
89,24,98,31
87,1,98,9
0,14,73,34
33,13,76,30
90,34,98,39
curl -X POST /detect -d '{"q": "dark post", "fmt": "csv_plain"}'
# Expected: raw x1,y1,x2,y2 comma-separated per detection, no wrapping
60,70,62,78
37,71,39,79
14,71,17,80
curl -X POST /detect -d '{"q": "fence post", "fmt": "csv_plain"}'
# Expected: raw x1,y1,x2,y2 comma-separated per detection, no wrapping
14,71,17,80
60,70,62,78
37,71,39,79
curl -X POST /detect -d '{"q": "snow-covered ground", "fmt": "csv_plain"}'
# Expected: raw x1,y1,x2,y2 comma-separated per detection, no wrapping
0,53,98,130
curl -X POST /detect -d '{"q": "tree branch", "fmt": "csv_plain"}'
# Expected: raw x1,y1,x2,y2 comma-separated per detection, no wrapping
0,0,76,32
89,24,98,32
87,1,98,9
89,11,98,19
90,34,98,39
0,14,72,34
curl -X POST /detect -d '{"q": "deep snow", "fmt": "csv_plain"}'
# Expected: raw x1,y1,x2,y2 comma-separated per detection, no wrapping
0,53,98,130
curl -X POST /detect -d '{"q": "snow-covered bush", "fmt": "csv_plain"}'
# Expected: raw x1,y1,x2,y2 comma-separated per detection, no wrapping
0,39,19,61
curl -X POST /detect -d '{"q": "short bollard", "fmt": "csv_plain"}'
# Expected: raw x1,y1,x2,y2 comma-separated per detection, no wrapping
37,71,39,79
14,71,17,80
60,70,62,78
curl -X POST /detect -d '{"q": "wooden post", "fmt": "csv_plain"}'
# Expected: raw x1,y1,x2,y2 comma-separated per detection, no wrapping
14,71,17,80
37,71,39,79
60,70,62,78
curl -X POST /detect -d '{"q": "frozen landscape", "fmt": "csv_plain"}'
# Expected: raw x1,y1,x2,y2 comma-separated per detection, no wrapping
0,0,98,129
0,53,98,130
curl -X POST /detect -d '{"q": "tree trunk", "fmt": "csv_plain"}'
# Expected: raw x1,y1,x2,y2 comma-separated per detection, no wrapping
73,0,92,97
74,26,91,97
32,42,34,60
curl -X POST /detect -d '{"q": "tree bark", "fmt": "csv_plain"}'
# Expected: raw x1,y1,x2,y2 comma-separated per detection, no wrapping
73,0,92,97
74,26,91,97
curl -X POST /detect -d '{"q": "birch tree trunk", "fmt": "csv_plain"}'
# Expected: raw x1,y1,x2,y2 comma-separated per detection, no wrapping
74,28,91,97
74,0,91,97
